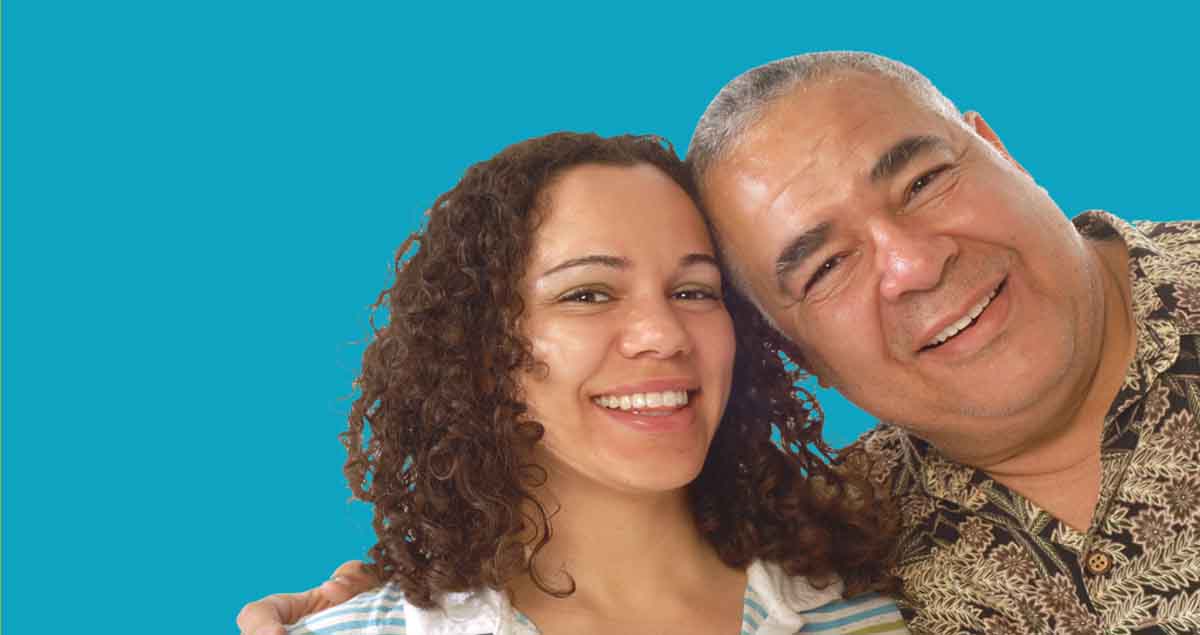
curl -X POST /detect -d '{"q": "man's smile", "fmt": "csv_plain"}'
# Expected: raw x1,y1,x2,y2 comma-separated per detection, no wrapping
917,278,1008,354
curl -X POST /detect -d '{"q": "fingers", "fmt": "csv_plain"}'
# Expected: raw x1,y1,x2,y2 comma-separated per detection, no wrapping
236,595,285,635
236,590,323,635
236,562,380,635
319,560,380,603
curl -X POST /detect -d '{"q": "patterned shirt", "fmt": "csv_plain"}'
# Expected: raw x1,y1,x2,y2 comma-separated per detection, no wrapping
860,212,1200,634
287,559,908,634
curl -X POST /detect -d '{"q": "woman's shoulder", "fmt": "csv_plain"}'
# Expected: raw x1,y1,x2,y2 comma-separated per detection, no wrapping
746,561,908,634
287,584,409,635
796,590,908,634
286,583,518,635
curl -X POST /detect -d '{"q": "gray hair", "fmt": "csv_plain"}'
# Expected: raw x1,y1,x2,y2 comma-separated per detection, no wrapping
686,51,960,184
685,52,961,323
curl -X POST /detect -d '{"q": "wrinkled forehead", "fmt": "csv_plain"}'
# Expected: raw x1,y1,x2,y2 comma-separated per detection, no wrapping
696,73,962,292
706,75,958,215
744,75,949,170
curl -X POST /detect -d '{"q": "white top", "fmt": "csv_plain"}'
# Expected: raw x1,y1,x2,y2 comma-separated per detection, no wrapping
288,560,908,634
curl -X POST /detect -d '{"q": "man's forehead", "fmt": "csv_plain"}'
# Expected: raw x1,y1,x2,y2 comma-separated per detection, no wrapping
768,75,938,149
715,78,955,198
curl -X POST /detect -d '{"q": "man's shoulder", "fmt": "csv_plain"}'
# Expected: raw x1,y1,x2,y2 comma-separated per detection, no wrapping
1076,210,1200,268
1130,216,1200,241
853,421,909,451
844,422,915,487
288,585,409,635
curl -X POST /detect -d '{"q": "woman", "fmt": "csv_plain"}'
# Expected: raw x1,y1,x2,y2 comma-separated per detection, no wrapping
244,132,904,634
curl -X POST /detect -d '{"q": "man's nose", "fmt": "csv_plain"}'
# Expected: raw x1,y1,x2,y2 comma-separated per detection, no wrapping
872,220,957,302
618,299,693,359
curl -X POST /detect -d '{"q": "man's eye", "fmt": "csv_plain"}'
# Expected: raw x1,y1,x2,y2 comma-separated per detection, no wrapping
804,254,845,293
560,289,612,303
907,166,948,201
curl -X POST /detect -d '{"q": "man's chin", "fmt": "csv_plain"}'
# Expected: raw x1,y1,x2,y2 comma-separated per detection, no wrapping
892,369,1076,452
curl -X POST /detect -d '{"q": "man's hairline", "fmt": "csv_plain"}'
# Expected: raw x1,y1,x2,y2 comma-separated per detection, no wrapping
693,69,971,337
695,68,966,187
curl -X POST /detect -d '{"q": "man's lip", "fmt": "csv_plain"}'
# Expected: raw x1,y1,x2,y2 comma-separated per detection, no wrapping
915,276,1007,352
591,378,699,398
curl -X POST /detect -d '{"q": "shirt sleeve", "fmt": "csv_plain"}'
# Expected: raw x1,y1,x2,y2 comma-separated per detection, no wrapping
798,591,909,634
287,584,409,635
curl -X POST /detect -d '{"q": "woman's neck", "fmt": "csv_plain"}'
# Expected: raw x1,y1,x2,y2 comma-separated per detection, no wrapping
508,467,746,633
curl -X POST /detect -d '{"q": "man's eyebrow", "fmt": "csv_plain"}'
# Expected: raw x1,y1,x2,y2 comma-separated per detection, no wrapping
680,253,720,268
539,255,629,278
774,222,830,292
869,135,948,184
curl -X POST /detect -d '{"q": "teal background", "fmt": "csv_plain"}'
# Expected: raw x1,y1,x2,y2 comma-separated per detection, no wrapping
4,2,1198,633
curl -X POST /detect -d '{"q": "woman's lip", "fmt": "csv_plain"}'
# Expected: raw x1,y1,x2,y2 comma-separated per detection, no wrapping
591,378,698,397
593,399,697,432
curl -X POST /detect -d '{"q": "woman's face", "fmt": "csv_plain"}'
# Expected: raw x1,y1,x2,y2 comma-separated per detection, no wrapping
519,163,735,496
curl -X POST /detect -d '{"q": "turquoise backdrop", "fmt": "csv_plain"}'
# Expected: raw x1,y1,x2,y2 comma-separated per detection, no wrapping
5,2,1198,633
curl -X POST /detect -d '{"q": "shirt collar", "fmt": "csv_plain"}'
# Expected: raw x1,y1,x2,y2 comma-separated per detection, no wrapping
743,560,845,635
400,561,843,635
404,586,533,635
892,210,1189,503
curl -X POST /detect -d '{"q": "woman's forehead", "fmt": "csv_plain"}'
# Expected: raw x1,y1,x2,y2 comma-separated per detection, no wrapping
531,164,714,261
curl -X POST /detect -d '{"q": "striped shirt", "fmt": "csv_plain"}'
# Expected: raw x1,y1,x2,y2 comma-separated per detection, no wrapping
288,560,908,635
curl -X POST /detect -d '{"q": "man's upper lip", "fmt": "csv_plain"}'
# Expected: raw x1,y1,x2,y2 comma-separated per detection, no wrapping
592,378,699,397
915,276,1006,351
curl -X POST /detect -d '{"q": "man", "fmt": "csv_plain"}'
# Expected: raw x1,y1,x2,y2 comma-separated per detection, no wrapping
240,52,1200,634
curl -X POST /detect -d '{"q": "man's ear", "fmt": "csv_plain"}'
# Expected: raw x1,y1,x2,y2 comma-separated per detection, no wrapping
964,111,1029,176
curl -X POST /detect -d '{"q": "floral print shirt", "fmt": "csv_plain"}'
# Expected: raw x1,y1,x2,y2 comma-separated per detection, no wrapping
860,212,1200,634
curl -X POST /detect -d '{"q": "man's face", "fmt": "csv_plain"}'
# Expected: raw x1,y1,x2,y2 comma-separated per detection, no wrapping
702,72,1104,451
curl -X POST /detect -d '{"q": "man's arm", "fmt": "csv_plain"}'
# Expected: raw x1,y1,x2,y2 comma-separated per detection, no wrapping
236,561,380,635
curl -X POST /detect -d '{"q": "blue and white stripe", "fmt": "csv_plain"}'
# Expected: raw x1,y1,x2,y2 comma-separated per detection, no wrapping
287,563,908,634
289,586,408,635
796,591,907,633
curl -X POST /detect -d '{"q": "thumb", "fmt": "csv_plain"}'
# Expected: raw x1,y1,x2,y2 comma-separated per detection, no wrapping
319,560,380,603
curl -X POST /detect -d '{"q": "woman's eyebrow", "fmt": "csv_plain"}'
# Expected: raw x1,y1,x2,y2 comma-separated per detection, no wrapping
540,253,717,280
539,254,629,279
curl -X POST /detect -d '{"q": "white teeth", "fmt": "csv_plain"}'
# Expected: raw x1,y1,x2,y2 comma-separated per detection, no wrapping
929,288,998,347
593,390,690,411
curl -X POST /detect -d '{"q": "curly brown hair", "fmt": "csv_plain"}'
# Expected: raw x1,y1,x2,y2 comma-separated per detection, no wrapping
344,132,898,610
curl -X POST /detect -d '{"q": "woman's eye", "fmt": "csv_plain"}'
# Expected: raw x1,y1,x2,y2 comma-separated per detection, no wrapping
560,289,612,303
673,288,720,302
804,254,846,293
907,166,948,201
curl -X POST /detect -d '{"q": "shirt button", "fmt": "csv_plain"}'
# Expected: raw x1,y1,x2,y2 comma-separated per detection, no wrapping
1085,551,1112,575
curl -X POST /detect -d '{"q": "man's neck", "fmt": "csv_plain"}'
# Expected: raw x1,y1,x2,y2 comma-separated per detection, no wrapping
970,238,1135,531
